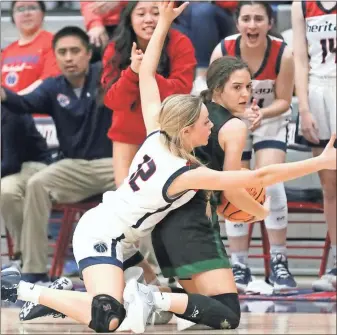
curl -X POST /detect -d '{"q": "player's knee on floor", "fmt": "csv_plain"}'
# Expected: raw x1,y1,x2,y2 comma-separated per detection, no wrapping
89,294,126,333
225,221,249,237
175,293,240,330
264,183,288,230
211,292,241,328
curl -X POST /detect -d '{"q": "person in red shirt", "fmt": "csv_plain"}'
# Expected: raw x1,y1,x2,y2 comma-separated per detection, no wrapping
1,1,60,96
80,1,128,63
102,1,197,188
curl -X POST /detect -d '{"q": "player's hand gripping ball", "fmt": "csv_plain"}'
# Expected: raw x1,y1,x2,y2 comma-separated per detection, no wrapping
217,169,266,222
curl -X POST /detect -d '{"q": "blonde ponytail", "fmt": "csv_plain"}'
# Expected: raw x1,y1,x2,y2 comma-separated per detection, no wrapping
159,94,213,220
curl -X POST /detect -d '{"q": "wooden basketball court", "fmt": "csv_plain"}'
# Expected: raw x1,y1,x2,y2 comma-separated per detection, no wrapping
2,308,336,334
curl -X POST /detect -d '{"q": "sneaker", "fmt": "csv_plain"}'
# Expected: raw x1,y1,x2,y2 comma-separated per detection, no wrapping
19,277,73,321
232,263,252,293
268,253,297,290
21,273,50,285
1,269,21,303
1,259,22,272
123,278,155,334
124,267,173,325
124,266,145,284
312,267,337,292
148,309,173,325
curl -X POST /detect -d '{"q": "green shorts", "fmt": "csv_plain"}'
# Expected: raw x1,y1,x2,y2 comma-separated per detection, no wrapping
152,192,231,279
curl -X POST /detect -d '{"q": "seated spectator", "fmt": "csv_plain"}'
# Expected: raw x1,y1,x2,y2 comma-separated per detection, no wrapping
1,1,60,98
80,1,127,63
0,27,115,284
173,1,238,94
1,106,51,264
102,0,197,187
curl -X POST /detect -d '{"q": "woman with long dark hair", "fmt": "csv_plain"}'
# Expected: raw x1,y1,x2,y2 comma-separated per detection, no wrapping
101,1,197,188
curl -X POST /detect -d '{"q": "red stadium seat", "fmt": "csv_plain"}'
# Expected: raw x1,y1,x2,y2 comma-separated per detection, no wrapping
244,201,330,280
2,195,101,279
2,229,14,259
49,195,101,279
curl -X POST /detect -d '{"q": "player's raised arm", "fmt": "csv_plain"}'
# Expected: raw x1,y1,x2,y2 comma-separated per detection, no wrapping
139,1,189,134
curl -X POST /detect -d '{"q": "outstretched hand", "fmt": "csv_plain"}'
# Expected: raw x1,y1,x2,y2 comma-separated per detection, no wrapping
158,1,189,23
319,134,336,170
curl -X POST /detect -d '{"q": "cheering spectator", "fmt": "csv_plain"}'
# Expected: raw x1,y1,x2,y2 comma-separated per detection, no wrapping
211,1,295,292
102,1,196,187
1,27,115,284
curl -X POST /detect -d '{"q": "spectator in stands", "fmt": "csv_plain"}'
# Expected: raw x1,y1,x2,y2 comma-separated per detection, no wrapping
102,1,196,187
1,106,51,264
1,1,60,97
211,1,296,293
80,1,127,63
292,1,336,291
0,26,115,284
173,1,238,94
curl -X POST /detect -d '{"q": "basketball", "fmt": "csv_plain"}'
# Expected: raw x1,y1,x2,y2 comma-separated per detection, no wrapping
217,170,266,222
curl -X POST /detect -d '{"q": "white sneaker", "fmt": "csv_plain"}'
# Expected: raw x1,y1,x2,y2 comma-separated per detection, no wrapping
176,317,196,331
245,279,274,295
124,267,145,284
312,268,337,292
123,279,155,334
116,317,132,332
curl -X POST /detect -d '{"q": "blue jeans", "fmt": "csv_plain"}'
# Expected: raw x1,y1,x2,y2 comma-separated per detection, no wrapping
173,3,236,68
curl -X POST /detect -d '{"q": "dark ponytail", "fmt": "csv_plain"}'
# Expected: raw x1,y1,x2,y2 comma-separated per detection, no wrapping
200,89,212,103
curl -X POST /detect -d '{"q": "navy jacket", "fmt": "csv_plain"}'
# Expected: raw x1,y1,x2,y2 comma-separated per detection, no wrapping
1,106,51,178
2,63,112,160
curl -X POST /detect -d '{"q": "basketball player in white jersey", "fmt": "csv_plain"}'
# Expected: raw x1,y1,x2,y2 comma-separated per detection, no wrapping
2,2,337,333
211,1,296,292
292,1,336,292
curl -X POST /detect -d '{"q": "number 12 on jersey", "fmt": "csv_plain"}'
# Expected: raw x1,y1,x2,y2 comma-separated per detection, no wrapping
129,155,156,191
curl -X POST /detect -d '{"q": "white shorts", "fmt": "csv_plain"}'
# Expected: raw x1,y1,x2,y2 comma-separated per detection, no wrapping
72,204,142,277
296,76,336,147
242,112,291,160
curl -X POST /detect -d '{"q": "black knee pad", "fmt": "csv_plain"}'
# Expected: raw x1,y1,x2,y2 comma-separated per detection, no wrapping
88,294,126,333
211,293,241,328
176,293,240,330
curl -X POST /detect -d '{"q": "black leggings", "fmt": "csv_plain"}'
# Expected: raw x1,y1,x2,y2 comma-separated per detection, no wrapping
174,292,240,330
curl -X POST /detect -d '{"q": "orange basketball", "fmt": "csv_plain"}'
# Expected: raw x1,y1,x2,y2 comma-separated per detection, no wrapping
217,170,266,222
